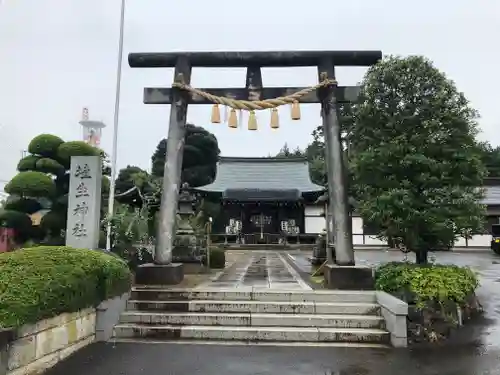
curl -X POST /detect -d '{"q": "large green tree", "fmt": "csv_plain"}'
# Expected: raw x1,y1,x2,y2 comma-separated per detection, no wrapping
348,55,486,263
151,124,220,187
2,134,109,243
275,143,305,158
476,141,500,177
115,165,150,208
304,104,354,186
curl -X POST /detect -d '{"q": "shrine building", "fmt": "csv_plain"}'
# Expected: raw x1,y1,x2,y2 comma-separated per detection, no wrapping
194,157,327,245
194,157,500,249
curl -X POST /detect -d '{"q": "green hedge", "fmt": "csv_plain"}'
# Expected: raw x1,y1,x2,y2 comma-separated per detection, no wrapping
4,171,56,198
0,246,132,329
375,262,479,307
57,141,100,167
17,155,41,172
28,134,64,158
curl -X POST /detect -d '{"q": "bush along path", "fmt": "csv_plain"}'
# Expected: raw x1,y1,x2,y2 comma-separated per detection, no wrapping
0,133,110,248
0,246,132,329
375,262,482,344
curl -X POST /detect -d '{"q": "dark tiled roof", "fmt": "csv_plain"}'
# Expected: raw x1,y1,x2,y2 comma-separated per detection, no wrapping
195,157,324,193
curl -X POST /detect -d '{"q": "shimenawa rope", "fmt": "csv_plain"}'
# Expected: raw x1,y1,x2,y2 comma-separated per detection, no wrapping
171,72,336,130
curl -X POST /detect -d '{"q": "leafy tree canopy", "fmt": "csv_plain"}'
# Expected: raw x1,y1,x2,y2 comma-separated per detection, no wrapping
303,104,354,187
475,141,500,178
28,134,64,158
275,143,305,158
5,171,56,198
57,141,100,167
4,134,107,243
3,197,42,215
151,124,220,187
0,210,34,242
115,165,149,208
348,55,486,263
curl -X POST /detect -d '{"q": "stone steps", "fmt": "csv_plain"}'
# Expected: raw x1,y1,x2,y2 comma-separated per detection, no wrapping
111,338,390,348
113,324,390,343
130,287,377,303
113,287,392,345
127,300,381,315
119,311,385,329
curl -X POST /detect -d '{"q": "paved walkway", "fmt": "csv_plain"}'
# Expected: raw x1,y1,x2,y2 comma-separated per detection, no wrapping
41,250,500,375
197,251,311,290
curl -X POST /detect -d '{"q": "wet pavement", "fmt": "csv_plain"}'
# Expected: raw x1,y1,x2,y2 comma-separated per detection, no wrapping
43,250,500,375
289,250,500,351
197,251,311,290
44,339,500,375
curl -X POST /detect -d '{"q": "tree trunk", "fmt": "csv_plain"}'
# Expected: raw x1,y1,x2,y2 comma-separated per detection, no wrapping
415,248,428,264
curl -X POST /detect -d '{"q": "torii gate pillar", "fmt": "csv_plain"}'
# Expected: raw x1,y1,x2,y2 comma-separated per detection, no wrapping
128,50,382,289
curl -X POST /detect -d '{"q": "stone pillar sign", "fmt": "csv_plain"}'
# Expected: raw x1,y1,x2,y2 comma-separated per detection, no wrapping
65,156,102,249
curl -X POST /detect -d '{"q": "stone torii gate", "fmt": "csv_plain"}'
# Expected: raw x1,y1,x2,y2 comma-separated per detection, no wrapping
128,50,382,289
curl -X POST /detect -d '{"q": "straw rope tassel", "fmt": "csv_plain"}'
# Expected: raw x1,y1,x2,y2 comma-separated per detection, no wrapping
291,100,301,120
248,111,258,130
270,108,279,129
228,109,238,128
211,104,221,123
171,76,337,129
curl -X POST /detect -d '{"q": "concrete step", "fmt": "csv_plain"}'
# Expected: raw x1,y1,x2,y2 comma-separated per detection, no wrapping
120,311,385,329
111,338,391,348
113,323,390,344
127,300,381,315
130,287,377,303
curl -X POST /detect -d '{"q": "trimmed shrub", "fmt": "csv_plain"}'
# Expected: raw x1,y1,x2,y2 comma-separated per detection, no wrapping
35,158,65,176
205,247,226,269
28,134,64,158
39,210,67,237
111,245,154,271
4,171,56,198
17,155,41,172
0,210,33,242
101,175,110,194
0,246,131,329
3,197,42,215
57,141,100,167
375,262,479,307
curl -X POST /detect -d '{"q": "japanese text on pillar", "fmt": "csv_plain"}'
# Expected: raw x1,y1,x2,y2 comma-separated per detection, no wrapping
72,163,92,238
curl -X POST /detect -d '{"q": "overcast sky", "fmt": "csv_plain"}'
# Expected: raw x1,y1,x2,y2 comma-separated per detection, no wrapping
1,0,499,189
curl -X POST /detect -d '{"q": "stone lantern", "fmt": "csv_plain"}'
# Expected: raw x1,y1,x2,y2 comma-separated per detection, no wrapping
172,183,199,262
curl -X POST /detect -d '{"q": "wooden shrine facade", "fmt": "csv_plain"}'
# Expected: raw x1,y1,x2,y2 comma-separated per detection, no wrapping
194,157,324,245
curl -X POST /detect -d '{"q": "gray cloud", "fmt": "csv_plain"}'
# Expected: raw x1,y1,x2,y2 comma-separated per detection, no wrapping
1,0,498,188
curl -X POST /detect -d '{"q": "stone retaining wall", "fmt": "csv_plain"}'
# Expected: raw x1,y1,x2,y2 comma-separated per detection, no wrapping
406,293,482,344
376,291,408,348
0,293,129,375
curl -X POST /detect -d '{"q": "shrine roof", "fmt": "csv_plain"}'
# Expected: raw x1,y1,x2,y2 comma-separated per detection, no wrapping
195,157,324,195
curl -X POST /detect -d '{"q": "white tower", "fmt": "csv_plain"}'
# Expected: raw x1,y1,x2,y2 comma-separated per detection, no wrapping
79,107,106,147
